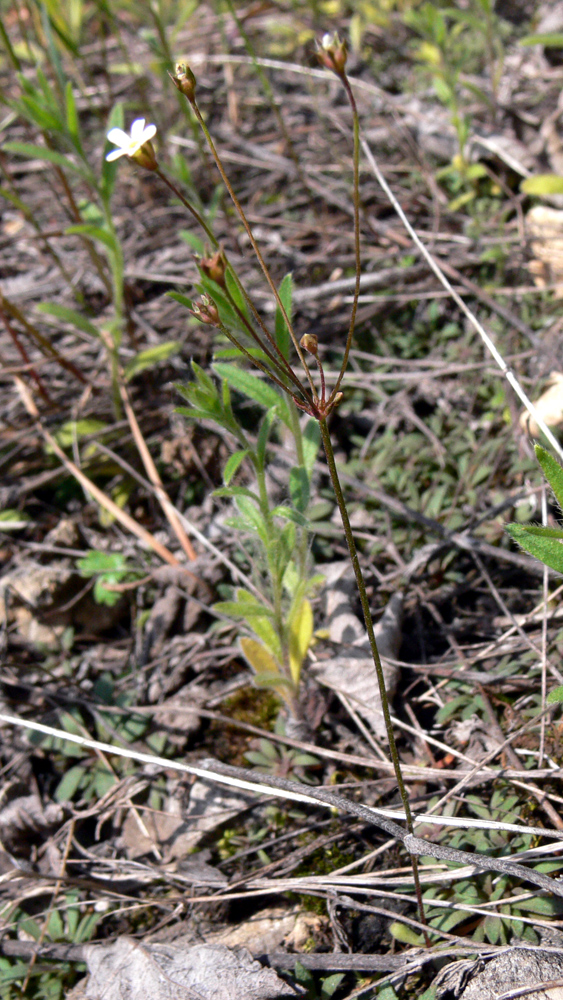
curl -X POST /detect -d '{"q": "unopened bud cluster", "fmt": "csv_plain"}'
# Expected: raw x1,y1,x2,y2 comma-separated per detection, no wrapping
300,333,318,356
316,32,348,77
196,249,227,288
171,62,197,103
190,295,220,326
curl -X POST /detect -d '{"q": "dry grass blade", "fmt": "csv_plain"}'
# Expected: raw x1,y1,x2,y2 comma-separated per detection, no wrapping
1,711,563,902
361,137,563,464
117,374,196,561
14,376,180,566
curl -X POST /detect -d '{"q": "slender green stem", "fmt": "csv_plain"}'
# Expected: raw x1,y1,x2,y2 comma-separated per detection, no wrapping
216,320,310,406
156,169,217,245
319,416,429,939
156,166,314,406
189,97,317,399
328,73,361,406
255,462,288,692
288,398,305,468
287,397,309,576
225,294,313,403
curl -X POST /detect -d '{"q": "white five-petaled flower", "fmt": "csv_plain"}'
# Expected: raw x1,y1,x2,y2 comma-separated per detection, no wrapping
106,118,157,162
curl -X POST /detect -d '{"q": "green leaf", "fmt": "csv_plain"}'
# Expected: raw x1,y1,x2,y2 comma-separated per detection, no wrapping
213,362,278,407
302,418,320,475
271,505,309,528
0,508,31,530
190,361,217,394
288,597,313,685
292,752,320,767
224,267,249,318
376,985,400,1000
294,961,314,988
14,95,62,132
168,290,193,310
213,485,261,503
240,637,281,676
47,907,64,941
94,767,116,797
320,973,345,998
65,80,80,148
520,33,563,47
256,409,276,471
124,342,180,381
275,272,293,361
2,141,92,182
244,750,274,766
54,764,86,802
253,672,294,690
213,362,291,427
521,174,563,196
180,229,205,255
389,922,424,946
214,346,272,366
484,915,502,944
536,445,563,510
219,589,282,660
547,686,563,704
418,988,438,1000
35,302,99,339
506,522,563,573
234,495,271,544
92,579,122,606
289,465,310,513
49,419,107,451
77,551,128,577
65,223,118,254
434,76,454,105
223,449,249,485
75,910,103,943
77,552,142,608
214,600,275,620
519,895,563,915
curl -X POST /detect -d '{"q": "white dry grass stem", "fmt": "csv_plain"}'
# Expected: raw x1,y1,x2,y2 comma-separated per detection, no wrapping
360,138,563,464
2,712,563,900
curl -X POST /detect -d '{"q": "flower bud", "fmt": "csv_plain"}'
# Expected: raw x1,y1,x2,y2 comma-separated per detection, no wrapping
171,62,197,102
300,333,319,356
196,249,227,288
190,295,220,326
316,32,348,76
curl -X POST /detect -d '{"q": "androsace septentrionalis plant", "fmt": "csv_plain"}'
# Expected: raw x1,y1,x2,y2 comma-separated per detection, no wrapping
106,36,430,937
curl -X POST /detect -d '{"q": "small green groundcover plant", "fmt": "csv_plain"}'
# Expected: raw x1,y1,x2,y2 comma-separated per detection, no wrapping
506,445,563,578
506,444,563,709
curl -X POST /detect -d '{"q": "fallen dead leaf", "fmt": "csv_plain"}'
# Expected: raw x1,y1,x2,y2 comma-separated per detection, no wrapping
432,947,563,1000
519,371,563,436
526,207,563,297
66,936,304,999
313,562,402,741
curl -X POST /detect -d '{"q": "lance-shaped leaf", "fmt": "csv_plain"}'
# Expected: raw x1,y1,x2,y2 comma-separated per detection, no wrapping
124,342,180,381
288,597,313,686
213,362,292,428
505,523,563,574
274,272,293,361
536,444,563,511
240,637,281,679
